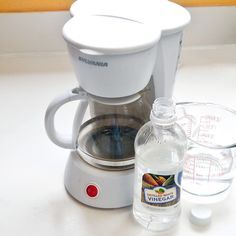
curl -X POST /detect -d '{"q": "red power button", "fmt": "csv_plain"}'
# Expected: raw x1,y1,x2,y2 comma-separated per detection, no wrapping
86,184,99,198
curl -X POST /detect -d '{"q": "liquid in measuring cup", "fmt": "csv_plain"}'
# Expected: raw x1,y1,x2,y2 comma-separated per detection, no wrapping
182,147,234,203
176,102,236,204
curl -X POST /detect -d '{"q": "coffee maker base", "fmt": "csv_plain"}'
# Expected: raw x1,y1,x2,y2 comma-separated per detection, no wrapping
64,151,134,208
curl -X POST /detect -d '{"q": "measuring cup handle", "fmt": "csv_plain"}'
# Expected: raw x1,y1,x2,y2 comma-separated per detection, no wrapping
44,87,88,149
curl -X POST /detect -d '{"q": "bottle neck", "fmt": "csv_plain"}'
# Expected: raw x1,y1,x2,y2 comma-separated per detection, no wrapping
150,109,177,127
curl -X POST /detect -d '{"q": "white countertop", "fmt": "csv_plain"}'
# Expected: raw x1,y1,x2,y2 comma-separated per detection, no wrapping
0,45,236,236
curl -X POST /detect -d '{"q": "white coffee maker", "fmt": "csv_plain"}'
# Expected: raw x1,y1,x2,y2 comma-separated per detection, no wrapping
45,0,190,208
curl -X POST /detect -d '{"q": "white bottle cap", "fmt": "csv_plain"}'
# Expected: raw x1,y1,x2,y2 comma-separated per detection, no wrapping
189,205,212,226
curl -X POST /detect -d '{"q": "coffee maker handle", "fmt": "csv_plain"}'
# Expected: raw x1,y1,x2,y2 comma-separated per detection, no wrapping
44,87,88,149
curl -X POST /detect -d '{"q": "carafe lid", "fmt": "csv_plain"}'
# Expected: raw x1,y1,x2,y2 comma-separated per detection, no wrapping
63,14,161,55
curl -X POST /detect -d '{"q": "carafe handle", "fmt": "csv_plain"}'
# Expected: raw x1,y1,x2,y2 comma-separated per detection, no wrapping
44,87,88,149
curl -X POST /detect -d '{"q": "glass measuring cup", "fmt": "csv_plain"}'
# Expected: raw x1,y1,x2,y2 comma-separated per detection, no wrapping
176,102,236,204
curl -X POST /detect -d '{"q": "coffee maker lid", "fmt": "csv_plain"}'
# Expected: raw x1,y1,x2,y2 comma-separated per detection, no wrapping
63,15,161,55
70,0,190,35
155,0,191,35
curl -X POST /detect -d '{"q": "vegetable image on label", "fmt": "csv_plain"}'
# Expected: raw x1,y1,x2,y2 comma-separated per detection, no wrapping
141,173,181,207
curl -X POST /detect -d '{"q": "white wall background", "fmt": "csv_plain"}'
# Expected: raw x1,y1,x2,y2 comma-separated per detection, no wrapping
184,6,236,46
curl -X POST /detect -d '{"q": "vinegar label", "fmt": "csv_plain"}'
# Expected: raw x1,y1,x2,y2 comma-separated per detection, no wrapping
141,173,181,207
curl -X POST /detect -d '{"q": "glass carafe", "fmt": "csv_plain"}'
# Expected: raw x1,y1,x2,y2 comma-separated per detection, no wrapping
45,86,153,170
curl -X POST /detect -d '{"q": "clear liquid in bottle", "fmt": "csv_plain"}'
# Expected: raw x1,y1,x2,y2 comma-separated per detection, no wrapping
133,98,187,231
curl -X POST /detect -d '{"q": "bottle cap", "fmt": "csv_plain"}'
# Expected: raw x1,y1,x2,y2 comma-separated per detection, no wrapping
189,205,212,226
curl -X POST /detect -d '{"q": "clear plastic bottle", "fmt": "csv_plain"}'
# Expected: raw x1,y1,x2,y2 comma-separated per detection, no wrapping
133,98,187,231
